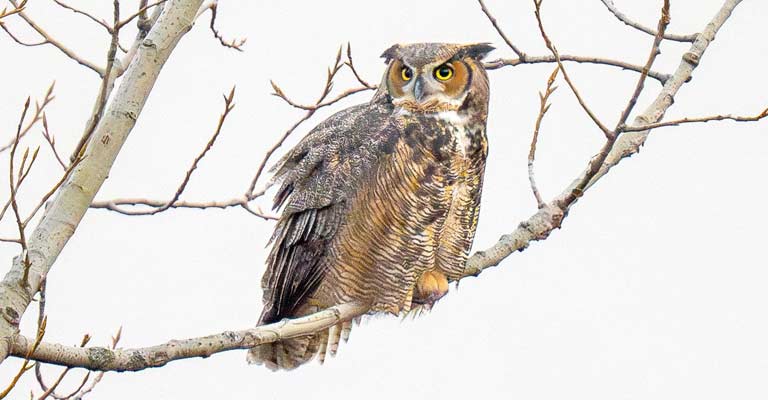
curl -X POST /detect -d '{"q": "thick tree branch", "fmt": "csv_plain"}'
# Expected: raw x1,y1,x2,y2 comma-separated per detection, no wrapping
464,0,743,277
11,303,367,372
0,0,205,364
68,1,122,164
3,0,751,376
68,2,166,164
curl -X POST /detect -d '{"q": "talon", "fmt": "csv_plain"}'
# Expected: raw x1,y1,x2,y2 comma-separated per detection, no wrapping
413,270,449,307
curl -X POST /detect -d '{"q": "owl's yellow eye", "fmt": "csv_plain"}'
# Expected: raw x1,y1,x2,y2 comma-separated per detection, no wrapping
434,64,454,81
401,67,413,81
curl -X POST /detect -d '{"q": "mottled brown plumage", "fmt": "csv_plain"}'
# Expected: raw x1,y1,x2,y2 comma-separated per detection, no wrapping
248,43,493,370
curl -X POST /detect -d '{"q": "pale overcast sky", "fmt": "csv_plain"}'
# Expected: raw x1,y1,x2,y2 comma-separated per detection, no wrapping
1,1,767,399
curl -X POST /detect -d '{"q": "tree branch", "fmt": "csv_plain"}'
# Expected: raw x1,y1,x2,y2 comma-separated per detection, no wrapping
528,65,559,208
89,198,277,220
68,0,122,164
2,0,750,377
3,0,104,76
533,0,612,138
464,0,744,277
245,47,376,200
51,0,111,32
92,87,237,216
11,303,367,372
0,0,26,21
195,0,246,51
0,83,55,154
0,0,205,365
599,0,698,42
477,0,527,60
483,55,672,84
621,108,768,132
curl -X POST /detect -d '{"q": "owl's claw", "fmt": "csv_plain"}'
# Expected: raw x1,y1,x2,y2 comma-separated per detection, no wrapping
412,270,449,309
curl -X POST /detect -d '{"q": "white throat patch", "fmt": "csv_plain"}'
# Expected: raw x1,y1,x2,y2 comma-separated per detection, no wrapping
434,111,472,156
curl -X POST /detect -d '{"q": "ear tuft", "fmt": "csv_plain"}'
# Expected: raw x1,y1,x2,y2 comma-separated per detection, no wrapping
460,43,495,60
380,44,400,63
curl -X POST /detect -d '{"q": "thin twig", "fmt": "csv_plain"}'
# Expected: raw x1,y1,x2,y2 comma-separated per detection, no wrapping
622,108,768,132
271,84,371,111
345,43,375,89
90,197,277,220
246,47,377,199
0,83,56,153
0,0,26,20
40,115,67,170
528,65,559,208
246,47,352,200
32,277,75,400
8,99,33,284
615,0,671,131
0,23,45,46
533,0,612,138
465,0,746,279
51,0,110,32
96,87,238,216
477,0,527,60
560,0,672,205
600,0,698,42
4,1,104,76
196,1,246,51
68,3,159,167
48,372,89,400
483,54,671,84
0,317,45,399
117,0,168,29
69,0,121,163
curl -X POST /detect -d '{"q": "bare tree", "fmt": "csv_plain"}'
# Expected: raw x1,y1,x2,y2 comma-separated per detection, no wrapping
0,0,764,397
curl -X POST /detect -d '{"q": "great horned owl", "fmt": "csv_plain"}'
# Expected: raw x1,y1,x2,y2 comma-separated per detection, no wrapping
248,42,494,370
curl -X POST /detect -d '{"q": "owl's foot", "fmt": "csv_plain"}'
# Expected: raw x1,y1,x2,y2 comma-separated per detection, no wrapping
412,270,449,309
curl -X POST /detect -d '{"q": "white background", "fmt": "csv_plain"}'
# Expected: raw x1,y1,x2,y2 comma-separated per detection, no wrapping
1,0,767,398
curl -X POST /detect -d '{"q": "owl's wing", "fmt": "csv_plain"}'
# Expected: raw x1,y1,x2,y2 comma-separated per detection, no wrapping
258,100,397,324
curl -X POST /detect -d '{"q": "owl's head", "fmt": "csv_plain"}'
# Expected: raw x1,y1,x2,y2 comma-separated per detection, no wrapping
376,42,494,113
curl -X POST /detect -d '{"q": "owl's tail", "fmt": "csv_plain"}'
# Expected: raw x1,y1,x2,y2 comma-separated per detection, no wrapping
246,320,354,370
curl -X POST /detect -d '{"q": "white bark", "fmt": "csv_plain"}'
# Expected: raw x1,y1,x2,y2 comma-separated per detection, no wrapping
3,0,747,374
464,0,743,277
12,303,367,371
0,0,204,363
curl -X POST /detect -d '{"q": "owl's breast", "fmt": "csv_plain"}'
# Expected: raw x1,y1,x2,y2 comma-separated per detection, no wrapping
426,111,487,161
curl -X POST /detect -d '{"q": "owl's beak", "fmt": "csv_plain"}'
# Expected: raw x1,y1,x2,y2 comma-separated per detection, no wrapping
413,77,426,102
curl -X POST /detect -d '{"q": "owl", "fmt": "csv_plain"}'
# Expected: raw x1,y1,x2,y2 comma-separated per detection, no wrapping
248,42,494,370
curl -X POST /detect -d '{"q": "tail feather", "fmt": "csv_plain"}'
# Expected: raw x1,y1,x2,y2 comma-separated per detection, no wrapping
341,320,352,343
247,322,354,370
317,330,329,365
